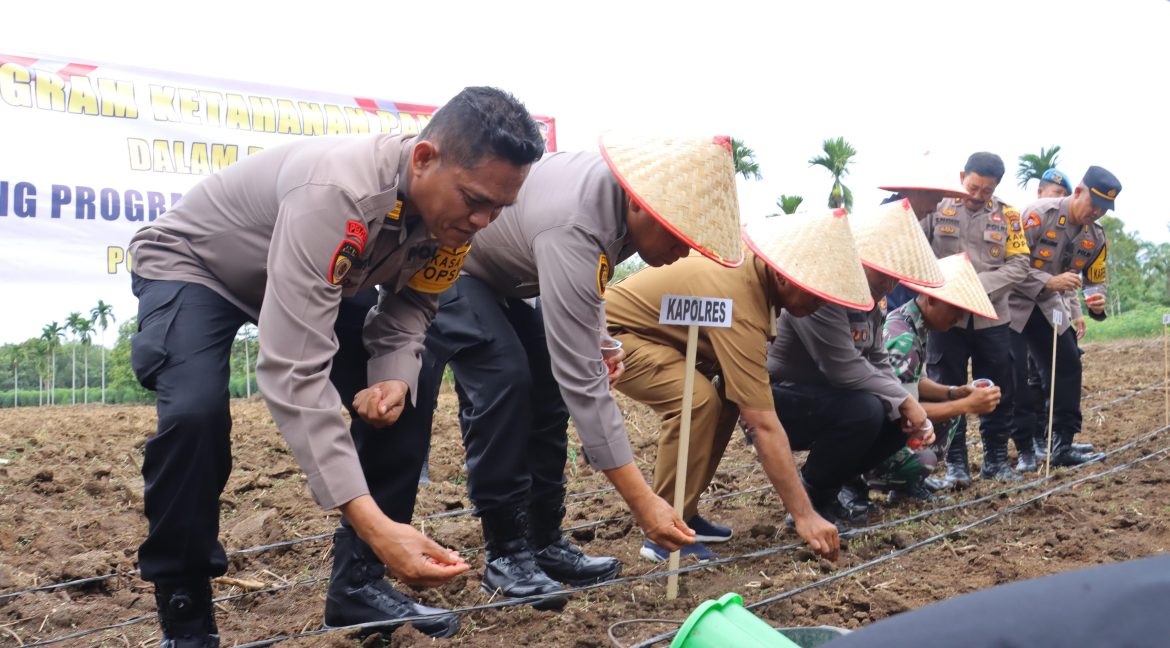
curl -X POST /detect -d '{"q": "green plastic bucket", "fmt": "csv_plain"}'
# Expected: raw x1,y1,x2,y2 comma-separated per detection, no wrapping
672,593,802,648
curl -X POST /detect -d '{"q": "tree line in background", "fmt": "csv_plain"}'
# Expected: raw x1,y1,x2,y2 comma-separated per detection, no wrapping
0,308,258,408
3,144,1165,407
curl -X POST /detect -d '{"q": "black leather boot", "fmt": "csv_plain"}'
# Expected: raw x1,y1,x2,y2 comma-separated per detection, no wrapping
324,526,459,638
1015,436,1038,473
481,506,567,611
154,581,219,648
936,432,972,489
528,500,621,586
980,438,1023,481
1050,434,1106,467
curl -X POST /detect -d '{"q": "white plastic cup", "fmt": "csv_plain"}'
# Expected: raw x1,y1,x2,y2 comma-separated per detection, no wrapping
1083,285,1106,304
600,335,623,360
971,378,994,389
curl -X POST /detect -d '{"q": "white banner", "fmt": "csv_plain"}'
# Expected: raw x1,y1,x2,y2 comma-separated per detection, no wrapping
0,52,556,344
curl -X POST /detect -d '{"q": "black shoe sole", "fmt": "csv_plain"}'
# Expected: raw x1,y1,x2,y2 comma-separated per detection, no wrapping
544,563,623,587
480,583,568,611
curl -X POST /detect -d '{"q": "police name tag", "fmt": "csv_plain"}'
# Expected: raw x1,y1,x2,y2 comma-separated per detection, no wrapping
659,295,733,327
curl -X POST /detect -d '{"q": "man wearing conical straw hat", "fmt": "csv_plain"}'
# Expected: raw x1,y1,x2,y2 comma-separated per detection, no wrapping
867,253,1004,502
917,152,1032,488
380,133,744,608
605,208,873,563
876,153,971,312
767,199,937,526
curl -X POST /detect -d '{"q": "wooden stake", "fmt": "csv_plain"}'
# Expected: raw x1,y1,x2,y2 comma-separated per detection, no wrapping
1163,318,1168,427
666,324,699,600
1044,311,1061,478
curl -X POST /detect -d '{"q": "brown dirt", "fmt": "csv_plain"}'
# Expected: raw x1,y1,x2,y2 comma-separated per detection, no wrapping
1,338,1168,647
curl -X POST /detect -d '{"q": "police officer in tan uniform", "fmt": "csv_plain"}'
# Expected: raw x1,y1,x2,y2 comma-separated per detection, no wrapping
398,134,740,607
127,88,545,646
1008,166,1120,470
919,152,1031,486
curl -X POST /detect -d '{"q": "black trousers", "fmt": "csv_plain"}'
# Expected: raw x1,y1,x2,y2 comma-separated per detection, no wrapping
131,277,416,584
770,383,905,496
1011,306,1083,446
413,276,570,515
926,321,1015,449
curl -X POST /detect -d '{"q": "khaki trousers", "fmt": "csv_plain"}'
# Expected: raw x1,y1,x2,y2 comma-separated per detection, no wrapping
613,334,740,520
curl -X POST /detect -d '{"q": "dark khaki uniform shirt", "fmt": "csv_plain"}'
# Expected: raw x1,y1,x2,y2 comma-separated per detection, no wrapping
130,134,444,510
459,152,636,469
1009,197,1108,334
768,303,908,418
920,196,1030,329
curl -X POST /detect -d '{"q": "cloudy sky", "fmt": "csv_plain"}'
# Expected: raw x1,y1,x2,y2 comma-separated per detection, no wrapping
2,0,1167,345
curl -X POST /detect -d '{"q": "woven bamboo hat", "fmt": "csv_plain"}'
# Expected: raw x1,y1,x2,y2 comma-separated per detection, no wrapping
600,132,743,267
878,151,970,198
912,253,997,320
742,209,873,310
850,198,944,288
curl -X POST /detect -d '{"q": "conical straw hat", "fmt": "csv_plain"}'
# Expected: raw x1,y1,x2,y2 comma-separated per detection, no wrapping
877,151,970,198
600,132,743,267
850,198,944,288
912,253,997,320
742,209,873,310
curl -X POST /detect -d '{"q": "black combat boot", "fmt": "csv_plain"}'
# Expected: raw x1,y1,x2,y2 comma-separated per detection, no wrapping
980,437,1023,481
1050,434,1106,467
154,581,219,648
528,499,621,586
324,526,459,638
1014,436,1038,473
936,432,972,489
480,506,567,611
785,475,864,531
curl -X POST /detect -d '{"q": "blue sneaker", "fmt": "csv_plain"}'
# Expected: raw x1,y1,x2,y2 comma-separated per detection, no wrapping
639,539,717,563
686,515,733,543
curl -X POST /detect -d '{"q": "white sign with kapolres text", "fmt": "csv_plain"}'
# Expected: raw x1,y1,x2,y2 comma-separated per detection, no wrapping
658,295,733,328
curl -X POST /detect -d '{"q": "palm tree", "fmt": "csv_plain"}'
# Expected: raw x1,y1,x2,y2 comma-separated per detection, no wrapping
809,137,857,211
1016,145,1062,189
731,138,762,181
1,344,20,407
77,317,95,404
775,195,805,215
90,300,116,403
40,321,65,405
66,311,88,404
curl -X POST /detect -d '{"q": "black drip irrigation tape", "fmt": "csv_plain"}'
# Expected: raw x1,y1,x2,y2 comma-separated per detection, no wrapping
0,458,772,598
44,424,1165,648
627,431,1170,648
5,382,1142,604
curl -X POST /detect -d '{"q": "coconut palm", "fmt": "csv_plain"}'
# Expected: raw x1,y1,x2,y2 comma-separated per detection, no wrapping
77,317,95,403
731,138,762,181
40,321,65,404
66,311,89,404
809,137,857,211
776,195,805,215
90,300,116,403
1016,145,1062,189
1,344,21,407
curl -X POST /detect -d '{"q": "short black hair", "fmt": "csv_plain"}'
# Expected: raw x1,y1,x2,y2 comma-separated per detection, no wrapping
964,152,1005,182
419,86,544,169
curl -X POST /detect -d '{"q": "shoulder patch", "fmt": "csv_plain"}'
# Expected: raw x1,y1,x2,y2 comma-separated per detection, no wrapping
329,241,361,285
597,253,611,298
408,243,471,294
1023,212,1042,230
